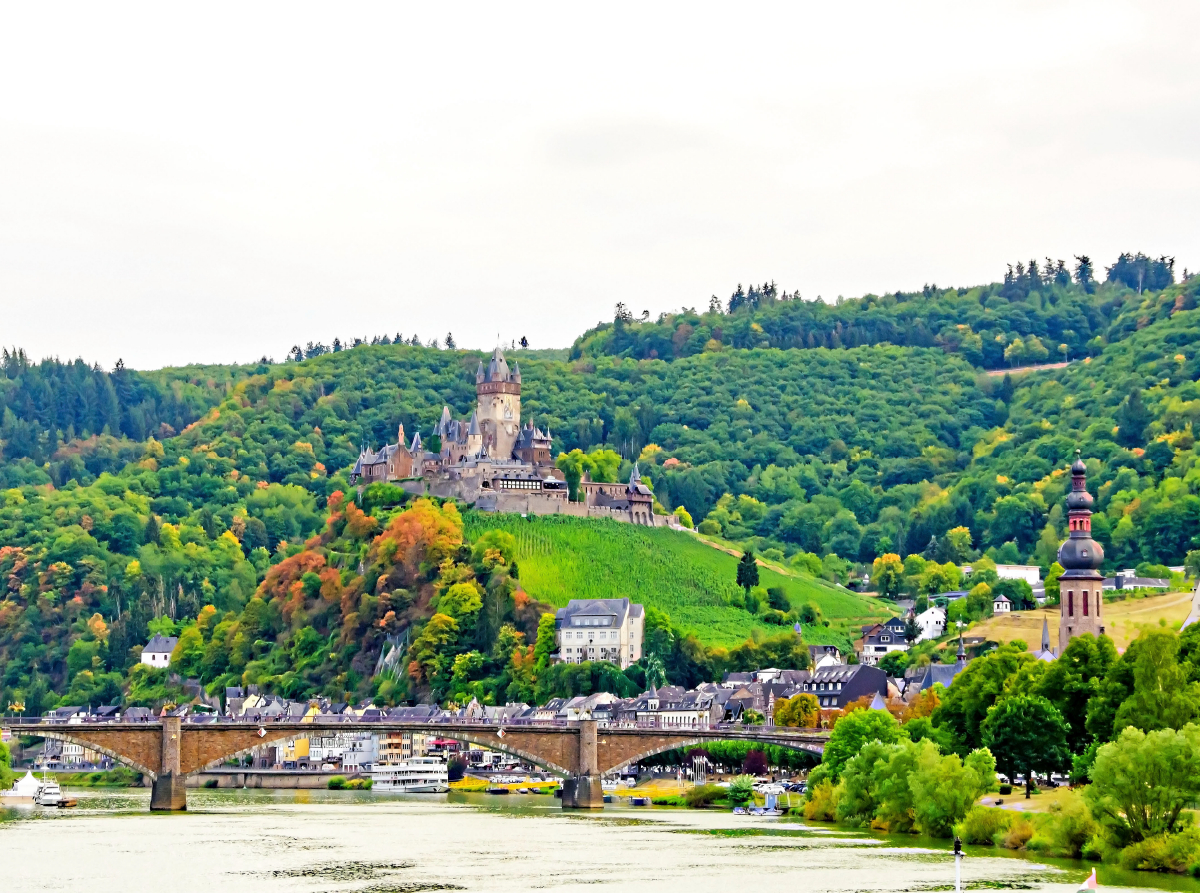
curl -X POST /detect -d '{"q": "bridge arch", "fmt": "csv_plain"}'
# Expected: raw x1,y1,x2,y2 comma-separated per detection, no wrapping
427,730,572,777
599,733,824,777
27,729,160,779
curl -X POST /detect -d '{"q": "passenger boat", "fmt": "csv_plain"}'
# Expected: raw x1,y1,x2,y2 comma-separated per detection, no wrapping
34,775,63,807
370,757,450,793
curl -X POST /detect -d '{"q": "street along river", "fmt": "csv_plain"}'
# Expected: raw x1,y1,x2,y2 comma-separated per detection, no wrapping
1,789,1195,893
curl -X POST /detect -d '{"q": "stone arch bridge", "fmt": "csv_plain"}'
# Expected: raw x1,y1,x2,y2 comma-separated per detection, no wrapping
1,718,828,811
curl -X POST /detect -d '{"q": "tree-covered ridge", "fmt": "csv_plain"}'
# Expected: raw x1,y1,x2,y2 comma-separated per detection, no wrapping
571,254,1192,370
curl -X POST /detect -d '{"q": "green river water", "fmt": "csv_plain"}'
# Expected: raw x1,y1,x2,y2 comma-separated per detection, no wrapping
1,789,1196,893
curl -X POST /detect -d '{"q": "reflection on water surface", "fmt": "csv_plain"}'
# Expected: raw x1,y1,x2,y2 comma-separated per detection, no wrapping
0,788,1192,893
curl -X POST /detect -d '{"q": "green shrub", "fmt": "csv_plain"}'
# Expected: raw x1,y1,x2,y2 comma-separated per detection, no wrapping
957,806,1012,845
727,775,755,805
347,778,372,790
684,784,725,808
998,784,1012,795
1081,835,1107,862
1045,793,1097,858
1118,828,1200,873
327,775,348,790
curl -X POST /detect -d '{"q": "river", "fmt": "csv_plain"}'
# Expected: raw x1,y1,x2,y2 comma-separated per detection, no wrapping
1,789,1195,893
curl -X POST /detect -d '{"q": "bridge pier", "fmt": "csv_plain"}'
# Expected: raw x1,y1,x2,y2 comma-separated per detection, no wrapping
561,719,604,809
150,716,187,811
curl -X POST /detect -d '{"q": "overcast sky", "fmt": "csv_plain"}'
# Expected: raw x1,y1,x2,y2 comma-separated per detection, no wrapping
1,1,1197,370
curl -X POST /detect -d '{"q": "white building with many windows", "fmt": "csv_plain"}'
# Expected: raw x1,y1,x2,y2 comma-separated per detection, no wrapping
555,599,644,669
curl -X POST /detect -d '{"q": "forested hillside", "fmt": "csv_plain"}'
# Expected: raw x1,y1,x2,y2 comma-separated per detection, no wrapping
571,253,1181,367
1,252,1198,713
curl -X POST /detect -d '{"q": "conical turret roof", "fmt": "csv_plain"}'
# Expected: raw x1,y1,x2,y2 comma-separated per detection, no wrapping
486,346,510,382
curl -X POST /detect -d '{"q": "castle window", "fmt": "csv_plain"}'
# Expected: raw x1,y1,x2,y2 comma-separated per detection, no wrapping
1067,591,1074,616
1083,589,1088,616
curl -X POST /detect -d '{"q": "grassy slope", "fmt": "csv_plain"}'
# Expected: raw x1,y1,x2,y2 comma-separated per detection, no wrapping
967,589,1196,652
463,513,892,648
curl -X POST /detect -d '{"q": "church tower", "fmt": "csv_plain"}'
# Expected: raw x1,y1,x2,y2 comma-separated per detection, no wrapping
475,347,521,459
1058,451,1105,654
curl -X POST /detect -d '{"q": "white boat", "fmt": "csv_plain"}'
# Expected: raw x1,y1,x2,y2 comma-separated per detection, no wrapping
34,774,63,807
0,771,41,805
371,757,450,793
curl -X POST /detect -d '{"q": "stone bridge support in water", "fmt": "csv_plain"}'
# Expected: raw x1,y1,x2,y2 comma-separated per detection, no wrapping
560,719,603,809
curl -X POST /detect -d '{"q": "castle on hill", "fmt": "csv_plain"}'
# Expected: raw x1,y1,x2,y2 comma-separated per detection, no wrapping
350,347,674,527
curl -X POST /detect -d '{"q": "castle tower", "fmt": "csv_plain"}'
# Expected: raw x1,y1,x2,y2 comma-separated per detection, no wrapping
1058,451,1105,653
475,347,521,459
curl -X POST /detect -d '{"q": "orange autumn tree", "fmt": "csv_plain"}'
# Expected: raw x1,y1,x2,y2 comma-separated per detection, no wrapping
255,550,327,623
368,498,463,591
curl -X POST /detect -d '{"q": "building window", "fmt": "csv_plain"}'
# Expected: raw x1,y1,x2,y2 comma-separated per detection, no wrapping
880,635,890,643
1082,589,1089,616
1068,591,1074,617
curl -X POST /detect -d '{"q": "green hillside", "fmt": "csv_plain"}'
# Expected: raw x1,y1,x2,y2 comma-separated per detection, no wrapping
463,513,890,648
3,252,1200,711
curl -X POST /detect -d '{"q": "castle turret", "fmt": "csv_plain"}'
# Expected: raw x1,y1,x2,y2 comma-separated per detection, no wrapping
466,410,483,456
1058,451,1105,653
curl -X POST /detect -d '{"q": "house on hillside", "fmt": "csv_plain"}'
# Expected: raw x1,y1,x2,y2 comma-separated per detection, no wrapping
140,635,177,668
992,593,1012,614
914,606,945,642
856,617,908,666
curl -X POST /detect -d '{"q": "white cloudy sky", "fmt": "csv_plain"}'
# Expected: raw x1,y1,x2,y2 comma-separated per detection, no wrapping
1,1,1197,369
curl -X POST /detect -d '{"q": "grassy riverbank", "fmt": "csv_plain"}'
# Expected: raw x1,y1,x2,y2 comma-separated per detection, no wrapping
51,768,143,787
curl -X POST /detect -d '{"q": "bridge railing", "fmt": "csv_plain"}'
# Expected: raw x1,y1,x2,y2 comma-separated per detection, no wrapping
2,713,826,736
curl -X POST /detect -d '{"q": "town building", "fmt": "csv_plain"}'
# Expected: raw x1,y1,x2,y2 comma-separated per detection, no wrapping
905,633,969,695
140,634,177,668
1058,452,1106,654
808,645,844,668
913,606,946,642
798,664,888,709
994,564,1042,586
555,598,644,669
1103,569,1170,591
856,617,909,666
992,593,1012,614
349,347,678,528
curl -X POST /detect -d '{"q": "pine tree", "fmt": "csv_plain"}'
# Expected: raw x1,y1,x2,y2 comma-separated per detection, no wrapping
736,549,759,594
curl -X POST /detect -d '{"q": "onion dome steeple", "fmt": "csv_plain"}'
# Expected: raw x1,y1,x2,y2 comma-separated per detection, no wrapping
1058,450,1104,571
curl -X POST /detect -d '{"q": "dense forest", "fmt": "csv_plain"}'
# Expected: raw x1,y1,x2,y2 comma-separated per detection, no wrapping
1,252,1199,714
